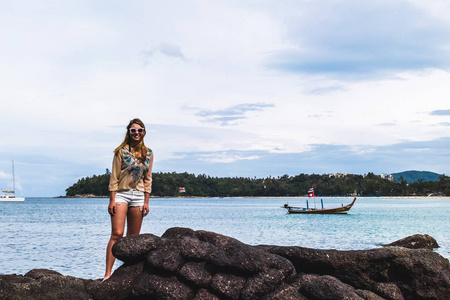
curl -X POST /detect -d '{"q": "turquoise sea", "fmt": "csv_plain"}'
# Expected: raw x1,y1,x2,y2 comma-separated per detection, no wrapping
0,197,449,279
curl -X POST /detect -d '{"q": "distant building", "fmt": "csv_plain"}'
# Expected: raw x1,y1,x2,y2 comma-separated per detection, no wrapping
178,187,186,193
380,174,395,182
328,173,348,178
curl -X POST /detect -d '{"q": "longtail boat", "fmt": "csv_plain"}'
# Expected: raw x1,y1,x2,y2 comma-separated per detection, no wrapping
284,197,356,214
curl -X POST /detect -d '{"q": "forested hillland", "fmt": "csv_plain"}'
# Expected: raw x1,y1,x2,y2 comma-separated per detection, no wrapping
65,171,450,197
392,170,441,183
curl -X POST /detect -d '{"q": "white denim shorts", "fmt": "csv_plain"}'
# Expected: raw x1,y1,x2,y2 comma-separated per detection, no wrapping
115,189,145,207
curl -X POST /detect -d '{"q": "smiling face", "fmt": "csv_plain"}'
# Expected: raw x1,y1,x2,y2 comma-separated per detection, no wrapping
129,123,145,142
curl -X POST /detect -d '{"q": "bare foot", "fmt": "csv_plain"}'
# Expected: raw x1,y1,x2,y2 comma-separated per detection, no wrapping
102,275,110,282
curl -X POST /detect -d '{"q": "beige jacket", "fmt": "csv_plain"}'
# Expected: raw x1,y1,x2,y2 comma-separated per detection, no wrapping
108,147,154,193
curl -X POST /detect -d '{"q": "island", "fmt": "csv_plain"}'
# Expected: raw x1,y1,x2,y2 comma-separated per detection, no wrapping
64,171,450,198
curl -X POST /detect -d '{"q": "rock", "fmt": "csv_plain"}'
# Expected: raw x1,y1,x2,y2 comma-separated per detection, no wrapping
91,262,144,300
355,289,386,300
112,233,160,263
263,282,307,300
263,245,450,300
371,282,404,300
131,272,195,299
193,230,296,276
209,273,246,299
146,247,185,274
241,268,289,299
162,226,197,239
298,274,364,300
1,229,449,300
0,269,94,300
179,262,214,287
384,234,439,249
193,288,221,300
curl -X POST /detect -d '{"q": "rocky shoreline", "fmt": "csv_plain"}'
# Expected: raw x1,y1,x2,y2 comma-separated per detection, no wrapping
1,229,448,300
55,194,108,198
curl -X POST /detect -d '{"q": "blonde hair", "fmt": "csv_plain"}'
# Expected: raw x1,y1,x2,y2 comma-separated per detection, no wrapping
114,118,149,162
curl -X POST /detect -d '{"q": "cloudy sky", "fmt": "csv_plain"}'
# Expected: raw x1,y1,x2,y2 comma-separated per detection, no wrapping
2,0,450,196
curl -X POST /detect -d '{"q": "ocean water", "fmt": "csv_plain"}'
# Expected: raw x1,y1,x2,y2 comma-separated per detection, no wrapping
0,197,449,279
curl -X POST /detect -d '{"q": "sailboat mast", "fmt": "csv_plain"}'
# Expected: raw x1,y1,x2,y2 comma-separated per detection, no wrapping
12,160,15,193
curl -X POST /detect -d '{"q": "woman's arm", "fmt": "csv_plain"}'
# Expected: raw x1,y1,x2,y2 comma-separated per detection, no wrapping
142,150,153,216
108,150,122,192
108,149,122,216
143,192,150,216
143,151,154,193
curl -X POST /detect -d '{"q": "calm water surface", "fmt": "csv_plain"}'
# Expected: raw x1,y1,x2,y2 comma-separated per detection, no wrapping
0,197,449,279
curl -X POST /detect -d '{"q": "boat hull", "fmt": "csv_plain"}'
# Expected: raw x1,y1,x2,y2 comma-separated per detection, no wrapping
0,197,25,202
285,197,356,214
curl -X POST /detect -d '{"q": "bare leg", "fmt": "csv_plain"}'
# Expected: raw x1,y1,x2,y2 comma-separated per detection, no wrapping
104,203,128,280
126,206,144,236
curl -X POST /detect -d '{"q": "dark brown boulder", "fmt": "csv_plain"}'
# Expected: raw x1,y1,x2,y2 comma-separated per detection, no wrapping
384,234,439,249
179,261,214,287
108,227,297,299
131,272,195,299
193,288,221,300
263,282,307,300
263,245,449,300
91,262,144,300
146,247,185,274
193,230,295,276
1,230,449,300
241,268,290,299
162,226,197,239
209,273,246,299
355,289,387,300
298,274,364,300
112,233,160,263
0,269,94,300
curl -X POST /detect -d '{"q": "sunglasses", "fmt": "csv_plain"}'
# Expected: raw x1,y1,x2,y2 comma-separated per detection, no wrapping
129,128,145,134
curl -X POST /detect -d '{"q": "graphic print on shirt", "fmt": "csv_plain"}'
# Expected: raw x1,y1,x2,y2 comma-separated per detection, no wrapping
122,147,152,183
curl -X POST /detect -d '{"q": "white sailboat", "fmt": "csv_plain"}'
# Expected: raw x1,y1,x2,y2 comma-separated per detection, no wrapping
0,160,25,202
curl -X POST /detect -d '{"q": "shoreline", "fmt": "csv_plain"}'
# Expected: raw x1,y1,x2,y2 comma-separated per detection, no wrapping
54,195,450,199
55,195,108,198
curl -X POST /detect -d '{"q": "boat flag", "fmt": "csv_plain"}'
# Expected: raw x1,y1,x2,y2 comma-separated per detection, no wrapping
308,188,314,198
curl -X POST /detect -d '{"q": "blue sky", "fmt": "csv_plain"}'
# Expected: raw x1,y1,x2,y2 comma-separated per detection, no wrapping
1,0,450,196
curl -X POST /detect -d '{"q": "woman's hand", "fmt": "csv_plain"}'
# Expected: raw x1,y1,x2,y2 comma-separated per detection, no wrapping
108,191,116,216
142,202,150,216
108,201,116,216
143,192,150,216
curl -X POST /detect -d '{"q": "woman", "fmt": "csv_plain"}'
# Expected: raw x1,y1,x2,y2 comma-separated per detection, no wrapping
104,118,154,281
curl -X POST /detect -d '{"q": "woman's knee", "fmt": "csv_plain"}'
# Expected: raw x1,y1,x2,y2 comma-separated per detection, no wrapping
110,230,124,241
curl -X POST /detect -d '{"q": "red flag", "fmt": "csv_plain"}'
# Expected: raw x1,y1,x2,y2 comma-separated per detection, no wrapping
308,188,314,197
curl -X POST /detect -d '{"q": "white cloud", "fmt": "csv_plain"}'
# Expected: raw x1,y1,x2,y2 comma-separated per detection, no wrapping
141,42,186,63
192,152,260,164
1,1,450,196
195,103,275,126
263,0,450,77
0,171,11,181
